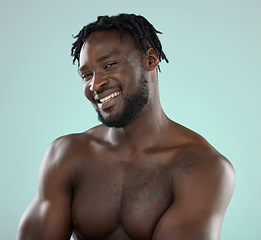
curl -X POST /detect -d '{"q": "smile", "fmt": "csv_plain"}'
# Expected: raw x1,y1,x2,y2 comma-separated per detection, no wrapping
100,91,121,103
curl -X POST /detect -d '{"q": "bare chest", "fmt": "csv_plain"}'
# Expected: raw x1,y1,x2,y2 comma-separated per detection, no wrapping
71,157,173,240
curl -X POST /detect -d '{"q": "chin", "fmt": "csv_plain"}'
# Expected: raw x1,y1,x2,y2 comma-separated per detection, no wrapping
98,115,128,128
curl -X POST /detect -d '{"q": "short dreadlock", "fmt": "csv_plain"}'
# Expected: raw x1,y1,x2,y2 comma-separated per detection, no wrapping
71,13,168,71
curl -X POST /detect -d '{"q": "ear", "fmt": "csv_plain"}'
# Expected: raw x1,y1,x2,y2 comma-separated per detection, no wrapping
142,48,160,71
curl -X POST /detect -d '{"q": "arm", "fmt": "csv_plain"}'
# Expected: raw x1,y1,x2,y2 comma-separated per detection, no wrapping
17,137,75,240
153,147,235,240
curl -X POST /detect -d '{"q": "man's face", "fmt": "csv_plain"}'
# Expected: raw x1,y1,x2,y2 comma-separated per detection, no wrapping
78,31,149,128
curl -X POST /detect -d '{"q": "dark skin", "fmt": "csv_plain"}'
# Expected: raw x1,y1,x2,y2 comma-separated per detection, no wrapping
17,30,235,240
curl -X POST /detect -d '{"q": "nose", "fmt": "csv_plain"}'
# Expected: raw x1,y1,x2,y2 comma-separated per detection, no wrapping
89,72,108,92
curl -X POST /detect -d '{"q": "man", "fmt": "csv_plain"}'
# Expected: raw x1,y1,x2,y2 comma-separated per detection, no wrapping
17,14,235,240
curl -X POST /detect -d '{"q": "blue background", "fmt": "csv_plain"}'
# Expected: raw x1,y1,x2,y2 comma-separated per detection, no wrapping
1,0,260,239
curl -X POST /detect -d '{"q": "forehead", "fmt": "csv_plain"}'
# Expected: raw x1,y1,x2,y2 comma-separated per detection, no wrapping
79,31,138,65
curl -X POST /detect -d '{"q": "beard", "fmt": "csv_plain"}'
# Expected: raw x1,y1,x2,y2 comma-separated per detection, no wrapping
96,71,149,128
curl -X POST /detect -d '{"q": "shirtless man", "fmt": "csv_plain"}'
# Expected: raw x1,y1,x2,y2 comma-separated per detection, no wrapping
17,14,235,240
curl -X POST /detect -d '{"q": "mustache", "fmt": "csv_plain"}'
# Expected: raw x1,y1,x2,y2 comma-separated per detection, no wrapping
94,85,121,95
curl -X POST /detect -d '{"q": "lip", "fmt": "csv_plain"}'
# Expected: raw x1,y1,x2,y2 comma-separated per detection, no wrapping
97,91,121,110
94,88,121,102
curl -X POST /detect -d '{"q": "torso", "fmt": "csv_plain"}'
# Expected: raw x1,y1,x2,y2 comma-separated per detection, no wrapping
68,124,209,240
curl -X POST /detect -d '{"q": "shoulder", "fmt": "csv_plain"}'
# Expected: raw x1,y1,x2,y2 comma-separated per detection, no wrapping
39,128,97,173
41,124,109,170
172,134,235,180
46,125,105,161
37,127,107,195
168,122,235,185
43,133,88,166
167,121,235,200
170,139,235,211
174,142,233,174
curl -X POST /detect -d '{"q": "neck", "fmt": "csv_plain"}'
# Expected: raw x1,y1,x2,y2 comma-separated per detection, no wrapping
107,95,171,149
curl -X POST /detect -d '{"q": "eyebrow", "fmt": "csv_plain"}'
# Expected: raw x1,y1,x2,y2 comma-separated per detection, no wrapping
78,53,115,72
97,53,115,62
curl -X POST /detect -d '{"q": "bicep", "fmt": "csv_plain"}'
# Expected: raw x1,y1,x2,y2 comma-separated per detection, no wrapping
17,194,73,240
153,153,235,240
17,138,76,240
153,203,221,240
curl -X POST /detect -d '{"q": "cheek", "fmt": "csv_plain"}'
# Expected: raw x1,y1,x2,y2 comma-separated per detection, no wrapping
83,82,91,100
118,65,140,89
123,72,140,91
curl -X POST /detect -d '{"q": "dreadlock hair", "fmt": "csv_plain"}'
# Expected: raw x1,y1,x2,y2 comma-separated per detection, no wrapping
71,13,168,71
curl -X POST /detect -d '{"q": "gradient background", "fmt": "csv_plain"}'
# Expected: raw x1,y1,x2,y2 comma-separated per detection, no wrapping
1,0,260,239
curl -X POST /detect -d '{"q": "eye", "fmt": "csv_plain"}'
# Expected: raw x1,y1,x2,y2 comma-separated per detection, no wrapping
105,62,116,69
82,73,93,80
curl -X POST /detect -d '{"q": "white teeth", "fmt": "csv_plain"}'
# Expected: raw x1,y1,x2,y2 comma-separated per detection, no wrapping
100,91,121,103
